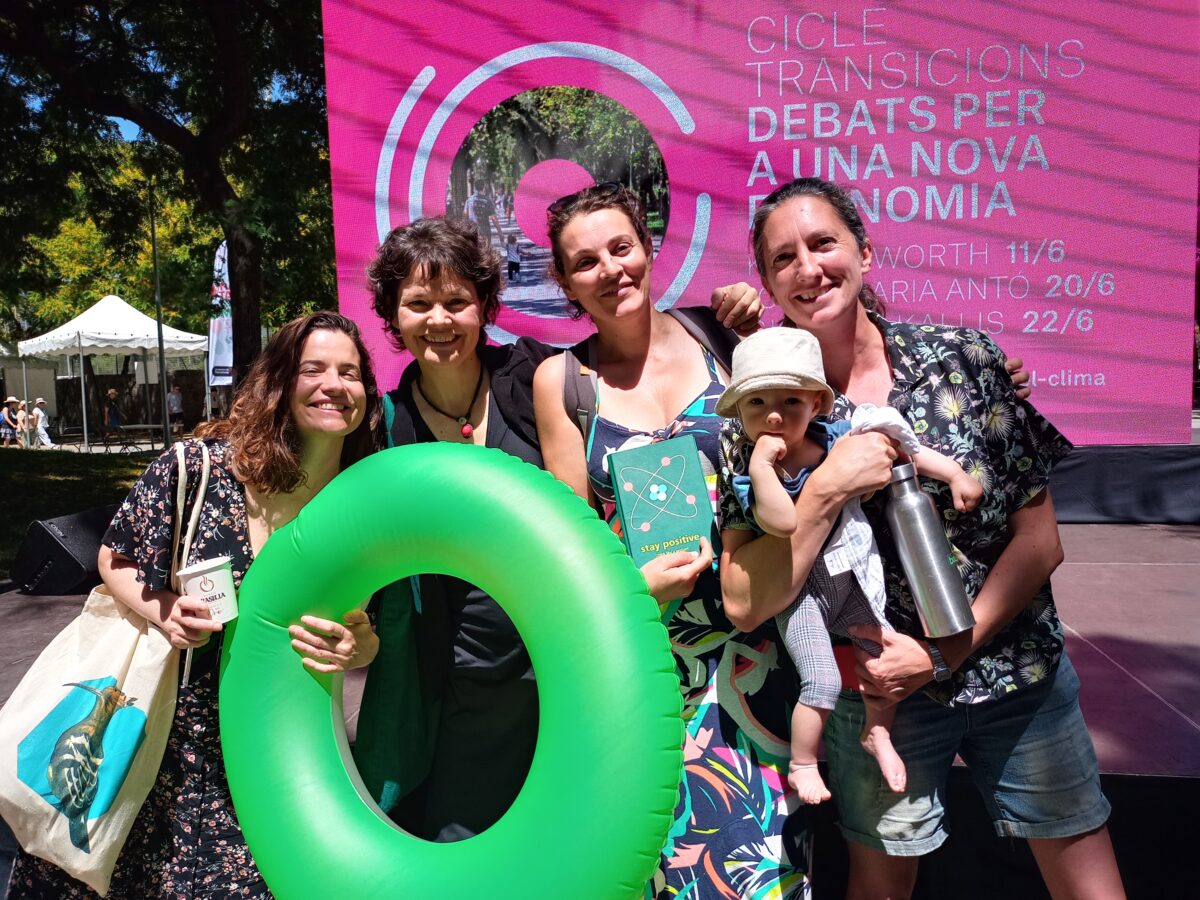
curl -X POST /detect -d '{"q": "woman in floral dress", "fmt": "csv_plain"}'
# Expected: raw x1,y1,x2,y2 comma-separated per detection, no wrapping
7,312,382,899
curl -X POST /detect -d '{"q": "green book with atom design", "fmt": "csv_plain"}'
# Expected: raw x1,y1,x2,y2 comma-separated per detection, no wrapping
608,435,713,570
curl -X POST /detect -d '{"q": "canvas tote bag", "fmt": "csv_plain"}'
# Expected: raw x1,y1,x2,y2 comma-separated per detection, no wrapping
0,441,209,895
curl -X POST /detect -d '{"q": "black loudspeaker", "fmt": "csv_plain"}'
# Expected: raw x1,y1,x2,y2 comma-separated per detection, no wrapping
9,504,121,595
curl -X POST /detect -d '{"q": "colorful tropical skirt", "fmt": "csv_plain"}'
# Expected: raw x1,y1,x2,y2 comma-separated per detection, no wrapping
647,572,809,899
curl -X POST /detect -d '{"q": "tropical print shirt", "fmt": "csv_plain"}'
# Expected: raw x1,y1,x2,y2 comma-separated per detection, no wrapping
720,313,1073,705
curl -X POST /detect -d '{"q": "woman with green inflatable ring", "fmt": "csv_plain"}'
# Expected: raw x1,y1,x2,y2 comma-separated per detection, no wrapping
219,442,687,899
355,215,550,843
353,215,762,844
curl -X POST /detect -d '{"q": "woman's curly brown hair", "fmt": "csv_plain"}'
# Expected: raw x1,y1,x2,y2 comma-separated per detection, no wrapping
367,216,502,351
195,311,382,493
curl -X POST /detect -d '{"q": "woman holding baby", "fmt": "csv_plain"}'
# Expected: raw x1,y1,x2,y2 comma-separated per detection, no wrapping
719,178,1124,900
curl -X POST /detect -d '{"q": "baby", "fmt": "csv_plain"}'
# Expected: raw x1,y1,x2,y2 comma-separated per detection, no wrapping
717,327,982,803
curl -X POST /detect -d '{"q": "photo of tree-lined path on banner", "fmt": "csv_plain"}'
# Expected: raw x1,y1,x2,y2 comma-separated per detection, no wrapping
446,87,669,323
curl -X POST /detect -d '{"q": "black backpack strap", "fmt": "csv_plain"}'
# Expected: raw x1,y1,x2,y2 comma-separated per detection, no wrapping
561,336,599,440
665,305,739,376
383,379,421,449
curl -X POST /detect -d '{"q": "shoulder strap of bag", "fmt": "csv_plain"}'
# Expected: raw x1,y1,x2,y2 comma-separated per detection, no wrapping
561,335,599,441
169,441,211,594
561,307,739,439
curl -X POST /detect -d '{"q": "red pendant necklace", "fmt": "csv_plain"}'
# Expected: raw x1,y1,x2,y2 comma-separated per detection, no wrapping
416,365,485,439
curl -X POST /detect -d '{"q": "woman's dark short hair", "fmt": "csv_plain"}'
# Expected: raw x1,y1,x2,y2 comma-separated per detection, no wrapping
195,311,382,493
546,182,652,319
367,216,502,350
750,178,884,315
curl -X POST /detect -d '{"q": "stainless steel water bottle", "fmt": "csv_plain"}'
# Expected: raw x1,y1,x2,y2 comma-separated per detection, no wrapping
884,463,975,637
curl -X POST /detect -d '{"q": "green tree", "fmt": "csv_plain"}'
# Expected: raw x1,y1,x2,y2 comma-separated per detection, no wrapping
9,156,223,340
452,87,667,225
0,0,333,372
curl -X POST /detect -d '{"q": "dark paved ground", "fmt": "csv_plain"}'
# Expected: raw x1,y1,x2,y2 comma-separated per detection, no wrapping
1054,524,1200,777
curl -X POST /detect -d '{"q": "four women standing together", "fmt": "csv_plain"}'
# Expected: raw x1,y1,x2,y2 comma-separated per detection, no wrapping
6,177,1122,900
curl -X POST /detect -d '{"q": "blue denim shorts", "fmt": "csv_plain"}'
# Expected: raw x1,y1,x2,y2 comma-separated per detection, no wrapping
825,653,1110,855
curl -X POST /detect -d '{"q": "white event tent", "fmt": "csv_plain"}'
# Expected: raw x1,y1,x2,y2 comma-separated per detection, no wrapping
18,294,207,450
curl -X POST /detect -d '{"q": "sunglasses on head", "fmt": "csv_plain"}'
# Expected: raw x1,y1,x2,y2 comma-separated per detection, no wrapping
547,181,625,216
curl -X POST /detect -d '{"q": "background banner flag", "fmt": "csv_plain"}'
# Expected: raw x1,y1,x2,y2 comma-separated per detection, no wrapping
208,240,233,387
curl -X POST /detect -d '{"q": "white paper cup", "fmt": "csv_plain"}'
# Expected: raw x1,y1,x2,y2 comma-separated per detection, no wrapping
177,555,239,624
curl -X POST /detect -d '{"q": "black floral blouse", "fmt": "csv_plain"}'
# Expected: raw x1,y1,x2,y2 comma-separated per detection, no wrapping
720,313,1073,706
103,437,253,682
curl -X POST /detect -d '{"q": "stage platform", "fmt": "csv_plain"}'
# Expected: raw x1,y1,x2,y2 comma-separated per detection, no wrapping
1,522,1196,896
1055,524,1198,779
808,522,1198,899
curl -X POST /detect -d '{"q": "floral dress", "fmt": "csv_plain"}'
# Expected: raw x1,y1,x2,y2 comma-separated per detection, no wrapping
586,349,808,899
6,438,270,900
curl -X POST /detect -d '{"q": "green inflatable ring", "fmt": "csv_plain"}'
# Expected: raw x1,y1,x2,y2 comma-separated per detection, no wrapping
219,444,683,899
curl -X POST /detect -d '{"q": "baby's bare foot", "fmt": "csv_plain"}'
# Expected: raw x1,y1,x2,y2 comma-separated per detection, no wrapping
861,724,907,793
787,762,832,805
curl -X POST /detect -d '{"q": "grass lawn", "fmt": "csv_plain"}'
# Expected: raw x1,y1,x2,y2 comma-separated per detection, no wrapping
0,450,149,576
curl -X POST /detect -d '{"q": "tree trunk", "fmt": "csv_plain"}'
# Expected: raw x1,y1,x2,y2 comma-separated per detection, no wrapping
225,222,263,380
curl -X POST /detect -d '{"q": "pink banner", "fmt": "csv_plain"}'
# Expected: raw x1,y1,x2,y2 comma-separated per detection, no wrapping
323,0,1198,444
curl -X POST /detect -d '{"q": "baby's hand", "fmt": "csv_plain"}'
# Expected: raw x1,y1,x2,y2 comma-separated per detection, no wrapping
950,471,984,513
749,434,788,471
